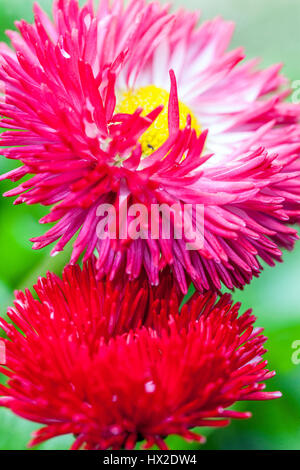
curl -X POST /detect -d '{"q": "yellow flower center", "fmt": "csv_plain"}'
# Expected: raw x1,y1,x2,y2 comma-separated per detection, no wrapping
116,85,201,156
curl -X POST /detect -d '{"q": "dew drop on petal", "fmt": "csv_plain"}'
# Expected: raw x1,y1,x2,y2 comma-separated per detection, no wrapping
145,380,156,393
110,425,121,436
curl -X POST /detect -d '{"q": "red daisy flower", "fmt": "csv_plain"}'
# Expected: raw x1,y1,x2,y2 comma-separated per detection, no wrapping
1,0,300,293
0,260,280,450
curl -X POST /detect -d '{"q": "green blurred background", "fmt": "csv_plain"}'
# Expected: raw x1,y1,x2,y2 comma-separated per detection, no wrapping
0,0,299,450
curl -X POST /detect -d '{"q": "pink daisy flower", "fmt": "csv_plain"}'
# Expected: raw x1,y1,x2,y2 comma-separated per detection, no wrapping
1,0,300,293
0,260,280,450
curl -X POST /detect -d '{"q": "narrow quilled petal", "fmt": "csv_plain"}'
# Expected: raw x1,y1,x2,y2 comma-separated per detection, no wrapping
0,259,280,450
1,0,300,293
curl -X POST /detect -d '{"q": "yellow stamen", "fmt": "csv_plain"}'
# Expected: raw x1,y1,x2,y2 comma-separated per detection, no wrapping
116,85,201,156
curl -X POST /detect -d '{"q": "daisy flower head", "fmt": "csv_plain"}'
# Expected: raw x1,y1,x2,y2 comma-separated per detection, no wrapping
0,259,281,450
1,0,300,293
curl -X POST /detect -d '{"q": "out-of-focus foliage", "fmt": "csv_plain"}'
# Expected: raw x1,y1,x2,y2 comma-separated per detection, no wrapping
0,0,299,450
